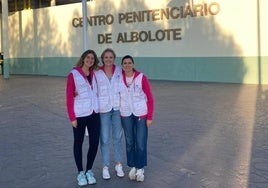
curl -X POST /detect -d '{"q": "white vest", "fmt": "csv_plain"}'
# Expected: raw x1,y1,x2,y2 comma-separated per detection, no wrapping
72,69,99,117
94,66,122,112
120,73,148,117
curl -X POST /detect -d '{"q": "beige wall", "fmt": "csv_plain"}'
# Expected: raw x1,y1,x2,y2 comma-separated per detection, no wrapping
6,0,267,58
3,0,268,84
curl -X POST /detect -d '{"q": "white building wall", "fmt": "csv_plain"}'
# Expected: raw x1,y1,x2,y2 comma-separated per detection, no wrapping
7,0,266,58
3,0,268,84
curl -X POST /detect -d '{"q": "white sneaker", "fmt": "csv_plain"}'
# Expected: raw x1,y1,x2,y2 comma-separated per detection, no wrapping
115,164,125,177
128,167,136,180
102,166,111,180
136,168,144,182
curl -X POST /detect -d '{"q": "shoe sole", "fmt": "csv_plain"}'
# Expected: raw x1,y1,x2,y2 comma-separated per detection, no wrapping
103,176,111,180
88,181,97,185
116,173,125,178
78,183,88,186
129,176,136,180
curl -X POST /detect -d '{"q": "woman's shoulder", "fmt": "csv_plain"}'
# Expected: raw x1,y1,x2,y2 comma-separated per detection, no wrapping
114,65,121,70
134,70,143,78
93,68,104,75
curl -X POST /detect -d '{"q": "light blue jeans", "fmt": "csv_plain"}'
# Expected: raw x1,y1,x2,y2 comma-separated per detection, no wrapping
100,109,123,167
121,114,148,169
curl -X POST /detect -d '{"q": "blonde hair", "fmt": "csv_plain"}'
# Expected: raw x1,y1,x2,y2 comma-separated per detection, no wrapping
100,48,116,64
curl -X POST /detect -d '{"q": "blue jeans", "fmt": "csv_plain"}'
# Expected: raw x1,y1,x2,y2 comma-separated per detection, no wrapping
100,109,123,167
121,114,148,169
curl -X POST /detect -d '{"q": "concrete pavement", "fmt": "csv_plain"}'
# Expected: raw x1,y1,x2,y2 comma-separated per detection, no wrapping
0,75,268,188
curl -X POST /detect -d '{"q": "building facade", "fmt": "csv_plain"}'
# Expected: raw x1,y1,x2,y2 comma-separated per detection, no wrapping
1,0,268,84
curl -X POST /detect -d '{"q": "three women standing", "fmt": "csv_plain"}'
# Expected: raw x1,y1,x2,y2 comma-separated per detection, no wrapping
66,50,154,186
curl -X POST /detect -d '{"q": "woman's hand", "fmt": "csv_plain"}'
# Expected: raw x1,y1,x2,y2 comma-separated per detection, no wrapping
147,119,153,127
71,120,77,128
